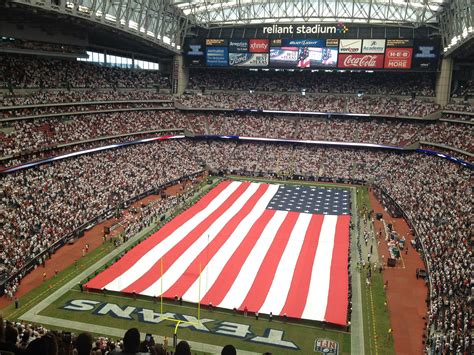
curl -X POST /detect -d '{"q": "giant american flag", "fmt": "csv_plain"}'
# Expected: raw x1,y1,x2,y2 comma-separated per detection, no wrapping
86,180,351,325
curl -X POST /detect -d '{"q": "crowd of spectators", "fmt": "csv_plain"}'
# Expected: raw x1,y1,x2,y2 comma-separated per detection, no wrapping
189,140,471,354
0,136,471,353
188,69,437,96
1,102,173,119
0,318,204,354
1,90,170,107
2,111,472,169
0,111,206,158
0,140,202,292
178,92,440,117
0,55,170,89
204,114,472,153
0,54,471,354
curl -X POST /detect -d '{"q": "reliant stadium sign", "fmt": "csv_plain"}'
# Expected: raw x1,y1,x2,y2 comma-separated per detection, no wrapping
63,299,299,350
263,23,348,35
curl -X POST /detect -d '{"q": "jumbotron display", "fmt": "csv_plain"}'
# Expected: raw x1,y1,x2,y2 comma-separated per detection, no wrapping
185,37,440,71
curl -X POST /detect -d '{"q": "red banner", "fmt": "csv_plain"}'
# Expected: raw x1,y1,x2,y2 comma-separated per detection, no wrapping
249,39,270,53
384,48,413,69
338,54,384,69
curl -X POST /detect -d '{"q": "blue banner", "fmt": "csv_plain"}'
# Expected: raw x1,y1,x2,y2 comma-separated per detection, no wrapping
281,39,326,47
206,47,228,66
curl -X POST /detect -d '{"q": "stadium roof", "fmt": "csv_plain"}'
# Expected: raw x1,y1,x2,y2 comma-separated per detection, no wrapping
172,0,446,28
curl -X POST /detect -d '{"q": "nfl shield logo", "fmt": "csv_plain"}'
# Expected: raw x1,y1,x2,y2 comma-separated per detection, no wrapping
314,338,338,354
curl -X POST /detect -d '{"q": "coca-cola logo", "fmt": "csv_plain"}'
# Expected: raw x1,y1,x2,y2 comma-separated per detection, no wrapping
338,54,384,69
343,55,377,67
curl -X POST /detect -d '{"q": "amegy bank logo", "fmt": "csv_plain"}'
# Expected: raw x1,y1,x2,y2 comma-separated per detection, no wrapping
62,299,299,350
262,22,348,35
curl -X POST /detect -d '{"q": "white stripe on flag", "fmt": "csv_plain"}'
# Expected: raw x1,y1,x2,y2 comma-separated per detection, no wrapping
141,182,261,297
183,184,280,302
104,181,242,291
301,215,338,321
258,213,312,315
218,210,288,310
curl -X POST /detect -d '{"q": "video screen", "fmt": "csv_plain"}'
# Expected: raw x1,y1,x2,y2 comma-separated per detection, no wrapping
270,47,338,68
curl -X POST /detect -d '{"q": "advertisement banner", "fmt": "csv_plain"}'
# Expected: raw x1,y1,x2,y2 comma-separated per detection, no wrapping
205,39,227,47
185,40,204,66
271,38,282,47
338,54,384,69
339,39,362,53
384,48,413,69
229,53,269,67
270,47,337,68
249,39,270,53
362,39,386,53
270,47,298,65
386,39,413,47
229,40,248,53
281,39,326,47
412,40,439,71
206,47,228,66
326,39,339,47
186,42,204,56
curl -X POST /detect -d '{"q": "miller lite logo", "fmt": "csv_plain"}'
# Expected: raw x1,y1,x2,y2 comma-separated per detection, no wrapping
315,338,339,354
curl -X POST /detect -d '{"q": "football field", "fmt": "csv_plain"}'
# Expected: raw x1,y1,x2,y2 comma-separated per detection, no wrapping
2,176,394,355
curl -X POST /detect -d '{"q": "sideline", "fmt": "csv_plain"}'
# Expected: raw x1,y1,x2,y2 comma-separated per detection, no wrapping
350,187,365,355
17,183,261,355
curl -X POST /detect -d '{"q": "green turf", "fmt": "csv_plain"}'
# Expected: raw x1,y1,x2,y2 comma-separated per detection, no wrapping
356,186,395,355
2,177,396,354
38,289,350,354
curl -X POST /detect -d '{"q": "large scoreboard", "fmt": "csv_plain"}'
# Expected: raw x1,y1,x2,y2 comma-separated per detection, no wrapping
185,35,440,71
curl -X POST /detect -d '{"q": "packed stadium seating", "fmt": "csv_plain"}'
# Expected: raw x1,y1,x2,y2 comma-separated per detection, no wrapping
187,69,437,96
2,109,472,169
1,139,471,353
178,92,440,117
0,54,170,89
0,52,472,355
0,318,177,354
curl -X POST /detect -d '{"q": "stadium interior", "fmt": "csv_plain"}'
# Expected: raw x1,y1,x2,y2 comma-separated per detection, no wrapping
0,0,472,354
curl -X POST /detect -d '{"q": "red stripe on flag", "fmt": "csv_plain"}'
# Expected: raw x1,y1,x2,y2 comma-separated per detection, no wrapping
324,215,350,325
279,214,324,318
85,180,232,290
163,184,269,298
121,182,252,294
200,209,276,306
238,212,299,313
